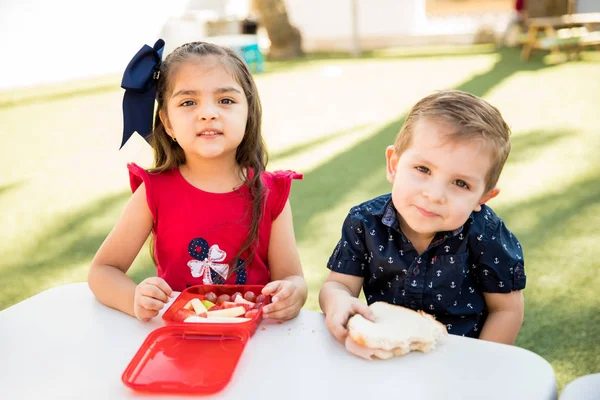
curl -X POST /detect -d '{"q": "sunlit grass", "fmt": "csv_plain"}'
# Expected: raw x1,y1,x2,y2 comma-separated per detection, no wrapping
1,46,599,392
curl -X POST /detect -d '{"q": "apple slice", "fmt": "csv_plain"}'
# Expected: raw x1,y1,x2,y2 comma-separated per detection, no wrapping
184,315,207,323
185,316,251,323
184,298,208,316
233,294,255,307
206,306,246,318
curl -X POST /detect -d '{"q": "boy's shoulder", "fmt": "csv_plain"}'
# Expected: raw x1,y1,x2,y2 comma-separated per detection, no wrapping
348,193,392,216
468,204,510,237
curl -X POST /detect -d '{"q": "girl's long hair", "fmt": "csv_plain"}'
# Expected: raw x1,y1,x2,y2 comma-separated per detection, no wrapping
148,42,267,274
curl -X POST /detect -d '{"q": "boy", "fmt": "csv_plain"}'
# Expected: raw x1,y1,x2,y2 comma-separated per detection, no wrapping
319,90,525,345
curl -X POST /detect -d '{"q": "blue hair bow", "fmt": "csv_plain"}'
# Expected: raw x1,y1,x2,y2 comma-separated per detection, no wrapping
120,39,165,149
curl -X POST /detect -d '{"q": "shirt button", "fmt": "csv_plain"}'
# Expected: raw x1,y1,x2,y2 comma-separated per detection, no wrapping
413,267,420,275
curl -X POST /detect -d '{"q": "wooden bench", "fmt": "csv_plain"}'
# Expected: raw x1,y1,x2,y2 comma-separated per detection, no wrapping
521,12,600,60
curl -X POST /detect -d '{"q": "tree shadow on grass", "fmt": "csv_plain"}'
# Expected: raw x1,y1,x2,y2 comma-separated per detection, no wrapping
0,191,131,309
493,172,600,390
291,48,559,243
0,181,24,198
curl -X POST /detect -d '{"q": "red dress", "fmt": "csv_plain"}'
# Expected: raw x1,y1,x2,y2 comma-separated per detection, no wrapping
128,163,302,291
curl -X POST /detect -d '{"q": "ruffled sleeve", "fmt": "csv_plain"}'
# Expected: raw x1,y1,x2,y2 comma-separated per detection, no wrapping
262,170,303,220
127,162,157,222
469,205,526,293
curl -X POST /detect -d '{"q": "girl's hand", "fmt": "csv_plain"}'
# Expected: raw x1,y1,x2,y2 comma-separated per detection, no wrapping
261,280,304,321
325,297,374,343
133,277,174,322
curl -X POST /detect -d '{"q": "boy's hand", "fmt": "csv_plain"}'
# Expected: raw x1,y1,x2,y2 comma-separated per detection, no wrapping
325,298,374,343
261,280,303,321
133,277,173,322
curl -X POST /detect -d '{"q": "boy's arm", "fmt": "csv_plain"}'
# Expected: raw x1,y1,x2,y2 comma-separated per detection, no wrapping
319,271,363,314
320,272,372,342
88,184,155,317
479,290,524,344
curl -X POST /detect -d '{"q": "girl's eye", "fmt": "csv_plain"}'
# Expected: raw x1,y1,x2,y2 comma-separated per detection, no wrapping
181,100,196,107
220,98,235,105
454,180,470,190
416,166,430,174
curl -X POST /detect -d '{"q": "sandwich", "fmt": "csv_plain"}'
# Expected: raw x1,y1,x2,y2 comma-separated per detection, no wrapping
345,301,447,360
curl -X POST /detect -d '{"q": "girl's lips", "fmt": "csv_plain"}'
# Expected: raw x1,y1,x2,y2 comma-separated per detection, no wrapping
416,206,438,218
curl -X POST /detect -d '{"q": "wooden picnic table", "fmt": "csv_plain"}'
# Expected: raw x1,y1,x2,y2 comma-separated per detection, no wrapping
521,12,600,60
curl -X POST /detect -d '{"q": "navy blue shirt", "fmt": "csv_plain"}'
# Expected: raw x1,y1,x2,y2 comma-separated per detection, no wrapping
327,194,526,338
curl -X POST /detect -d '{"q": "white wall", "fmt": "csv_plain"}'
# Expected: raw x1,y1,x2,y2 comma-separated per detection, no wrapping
0,0,192,91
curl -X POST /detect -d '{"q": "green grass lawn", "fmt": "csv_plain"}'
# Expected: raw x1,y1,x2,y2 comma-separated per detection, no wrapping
1,46,599,391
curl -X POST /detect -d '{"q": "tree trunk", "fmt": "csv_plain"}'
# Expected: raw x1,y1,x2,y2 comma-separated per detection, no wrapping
252,0,303,60
526,0,569,17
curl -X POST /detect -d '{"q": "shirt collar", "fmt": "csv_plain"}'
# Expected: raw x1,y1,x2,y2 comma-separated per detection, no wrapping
379,196,471,243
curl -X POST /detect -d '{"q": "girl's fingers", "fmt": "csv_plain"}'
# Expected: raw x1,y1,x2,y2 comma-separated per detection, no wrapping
261,281,281,296
262,300,301,321
139,296,165,311
139,281,170,303
145,277,174,298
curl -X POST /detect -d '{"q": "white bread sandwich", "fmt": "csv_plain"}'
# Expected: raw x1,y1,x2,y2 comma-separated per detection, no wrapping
345,301,447,360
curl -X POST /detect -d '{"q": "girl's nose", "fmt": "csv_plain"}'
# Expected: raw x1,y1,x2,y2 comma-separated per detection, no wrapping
198,105,218,120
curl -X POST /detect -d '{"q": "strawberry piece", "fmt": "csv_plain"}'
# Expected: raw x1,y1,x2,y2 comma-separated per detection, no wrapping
221,301,240,309
173,308,196,322
244,309,261,318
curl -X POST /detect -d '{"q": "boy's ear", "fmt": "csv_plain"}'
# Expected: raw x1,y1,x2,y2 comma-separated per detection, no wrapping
159,110,173,136
474,188,500,212
385,145,398,184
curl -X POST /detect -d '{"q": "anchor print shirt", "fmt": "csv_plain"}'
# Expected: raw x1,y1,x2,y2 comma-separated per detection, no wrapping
327,194,526,338
128,163,302,291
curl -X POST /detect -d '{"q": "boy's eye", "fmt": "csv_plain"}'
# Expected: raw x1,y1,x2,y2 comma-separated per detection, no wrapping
181,100,196,107
219,98,235,105
454,180,470,190
416,166,430,174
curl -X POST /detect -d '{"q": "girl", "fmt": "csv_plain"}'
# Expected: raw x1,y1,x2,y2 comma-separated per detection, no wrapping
88,40,307,322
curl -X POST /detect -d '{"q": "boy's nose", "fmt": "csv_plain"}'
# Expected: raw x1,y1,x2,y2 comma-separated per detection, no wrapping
422,184,446,204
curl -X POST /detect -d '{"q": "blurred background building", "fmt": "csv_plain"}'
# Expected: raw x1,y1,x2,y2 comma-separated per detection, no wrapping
1,0,599,91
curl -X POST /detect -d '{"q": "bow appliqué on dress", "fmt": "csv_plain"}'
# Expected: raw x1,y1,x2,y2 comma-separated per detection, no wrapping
187,244,229,284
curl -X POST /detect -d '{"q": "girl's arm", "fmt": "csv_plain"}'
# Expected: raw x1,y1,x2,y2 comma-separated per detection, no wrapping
479,290,524,344
88,184,170,318
262,200,307,320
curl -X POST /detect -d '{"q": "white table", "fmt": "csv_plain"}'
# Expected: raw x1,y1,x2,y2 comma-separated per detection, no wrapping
0,283,557,400
559,373,600,400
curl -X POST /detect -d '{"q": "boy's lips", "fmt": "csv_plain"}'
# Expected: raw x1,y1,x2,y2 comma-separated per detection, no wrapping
415,206,439,218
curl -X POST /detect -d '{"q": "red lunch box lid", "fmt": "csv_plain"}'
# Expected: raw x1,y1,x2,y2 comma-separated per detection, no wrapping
122,324,249,394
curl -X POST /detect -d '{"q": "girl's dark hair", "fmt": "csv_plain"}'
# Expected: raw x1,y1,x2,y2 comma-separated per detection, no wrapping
148,41,267,274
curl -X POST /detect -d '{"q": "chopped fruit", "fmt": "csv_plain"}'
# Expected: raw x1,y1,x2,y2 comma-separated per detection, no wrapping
231,292,242,302
208,305,221,311
185,316,251,323
243,291,257,302
174,308,196,322
233,294,255,306
256,294,266,304
244,309,260,318
253,302,263,310
204,292,218,303
188,298,208,315
184,315,206,323
221,301,240,309
201,300,215,310
207,306,246,318
216,294,231,305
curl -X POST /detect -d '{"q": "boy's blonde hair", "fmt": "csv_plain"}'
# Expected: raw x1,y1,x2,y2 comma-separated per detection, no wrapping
394,90,511,193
